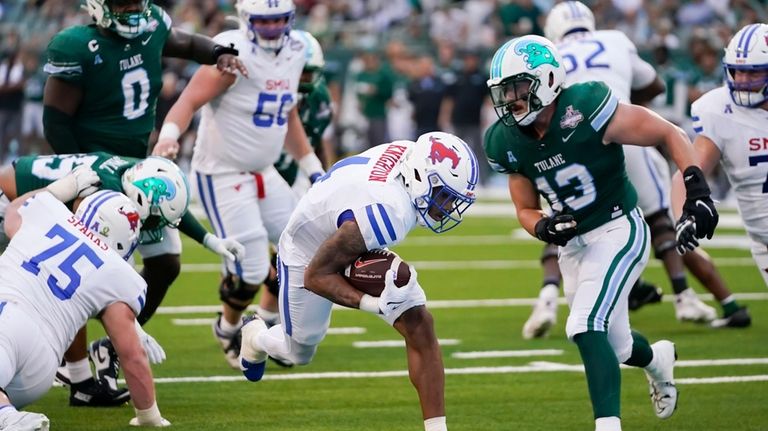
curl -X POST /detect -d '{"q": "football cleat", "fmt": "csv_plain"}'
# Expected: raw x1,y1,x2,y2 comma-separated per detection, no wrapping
54,359,71,387
627,279,663,311
674,289,717,323
522,284,559,339
69,377,130,407
239,314,268,382
212,312,243,369
89,337,120,391
644,340,678,420
0,410,50,431
711,306,752,328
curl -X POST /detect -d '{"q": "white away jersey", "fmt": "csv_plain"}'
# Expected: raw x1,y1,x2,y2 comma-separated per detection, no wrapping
692,87,768,244
192,30,309,174
558,30,657,102
278,142,417,266
0,192,146,356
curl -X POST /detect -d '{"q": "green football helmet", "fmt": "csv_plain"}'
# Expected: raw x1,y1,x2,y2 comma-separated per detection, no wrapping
297,31,325,94
85,0,154,40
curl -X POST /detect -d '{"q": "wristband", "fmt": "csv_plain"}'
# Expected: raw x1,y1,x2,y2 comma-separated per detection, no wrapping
212,43,239,61
297,153,324,180
359,294,381,314
158,122,181,141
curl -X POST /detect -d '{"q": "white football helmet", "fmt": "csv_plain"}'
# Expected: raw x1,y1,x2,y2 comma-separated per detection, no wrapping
399,132,478,233
75,190,142,260
487,35,566,126
544,1,595,43
298,31,325,93
85,0,154,40
121,157,190,243
237,0,295,52
723,23,768,107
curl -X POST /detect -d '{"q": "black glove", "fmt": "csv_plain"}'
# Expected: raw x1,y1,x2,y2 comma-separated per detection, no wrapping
675,217,699,254
535,213,578,246
679,165,719,239
212,43,239,60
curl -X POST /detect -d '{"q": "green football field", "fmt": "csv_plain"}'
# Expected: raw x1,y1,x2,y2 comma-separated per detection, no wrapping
27,206,768,430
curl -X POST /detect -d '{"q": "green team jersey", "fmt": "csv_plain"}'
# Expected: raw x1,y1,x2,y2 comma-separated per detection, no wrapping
44,4,172,158
484,81,637,234
15,153,135,197
274,80,332,185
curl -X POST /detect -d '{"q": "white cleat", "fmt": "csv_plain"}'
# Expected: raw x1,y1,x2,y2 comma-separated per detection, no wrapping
522,284,559,339
239,315,268,382
0,411,50,431
674,289,717,323
644,340,678,420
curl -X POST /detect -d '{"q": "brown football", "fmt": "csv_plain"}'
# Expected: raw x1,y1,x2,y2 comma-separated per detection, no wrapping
342,249,411,296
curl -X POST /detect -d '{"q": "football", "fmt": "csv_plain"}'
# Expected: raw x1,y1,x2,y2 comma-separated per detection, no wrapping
342,249,411,296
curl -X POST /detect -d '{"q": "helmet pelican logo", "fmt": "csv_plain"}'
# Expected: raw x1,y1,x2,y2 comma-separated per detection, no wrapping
514,40,560,70
133,177,177,205
118,207,141,232
428,136,461,169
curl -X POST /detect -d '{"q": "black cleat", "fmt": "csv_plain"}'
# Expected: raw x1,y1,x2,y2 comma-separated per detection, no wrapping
711,306,752,328
89,337,121,391
628,280,663,311
69,377,130,407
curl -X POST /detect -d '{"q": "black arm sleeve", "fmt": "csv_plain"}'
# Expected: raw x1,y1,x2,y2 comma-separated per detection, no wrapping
43,105,80,154
164,28,238,65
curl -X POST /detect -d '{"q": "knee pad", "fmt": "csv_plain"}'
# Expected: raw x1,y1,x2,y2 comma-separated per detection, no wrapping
646,210,676,259
540,243,559,263
219,273,261,311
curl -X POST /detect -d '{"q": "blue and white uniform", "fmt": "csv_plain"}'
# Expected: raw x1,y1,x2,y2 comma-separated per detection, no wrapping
0,192,145,407
692,87,768,286
191,30,309,285
274,142,423,352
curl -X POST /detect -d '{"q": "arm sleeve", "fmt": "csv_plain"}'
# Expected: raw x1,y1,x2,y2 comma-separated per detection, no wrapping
43,105,80,154
350,203,410,250
483,122,518,174
43,33,85,85
177,210,209,244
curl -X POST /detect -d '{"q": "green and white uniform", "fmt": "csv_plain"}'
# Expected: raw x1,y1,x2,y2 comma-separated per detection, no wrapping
484,81,649,359
43,5,172,158
11,153,190,259
274,79,332,187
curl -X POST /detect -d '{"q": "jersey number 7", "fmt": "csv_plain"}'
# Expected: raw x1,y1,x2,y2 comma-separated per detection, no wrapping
749,155,768,193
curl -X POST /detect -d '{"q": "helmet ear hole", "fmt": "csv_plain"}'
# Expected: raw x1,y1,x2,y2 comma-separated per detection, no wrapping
548,71,554,87
413,169,421,182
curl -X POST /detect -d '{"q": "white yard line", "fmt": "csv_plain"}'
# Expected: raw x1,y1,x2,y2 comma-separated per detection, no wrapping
353,339,460,348
452,349,564,359
155,291,768,315
140,357,768,385
169,318,366,335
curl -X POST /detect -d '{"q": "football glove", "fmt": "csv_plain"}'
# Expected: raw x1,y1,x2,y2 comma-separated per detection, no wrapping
46,166,100,202
134,321,166,364
675,216,699,254
203,233,246,262
129,402,171,427
534,213,578,246
680,165,719,239
379,265,425,317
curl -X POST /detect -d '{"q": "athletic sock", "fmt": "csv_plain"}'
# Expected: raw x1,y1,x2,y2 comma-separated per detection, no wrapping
720,295,740,317
670,276,688,295
623,331,653,368
574,331,621,419
67,358,92,384
424,416,447,431
595,416,622,431
217,316,241,337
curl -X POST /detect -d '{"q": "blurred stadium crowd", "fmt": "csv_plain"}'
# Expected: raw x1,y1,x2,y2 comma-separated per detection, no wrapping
0,0,765,188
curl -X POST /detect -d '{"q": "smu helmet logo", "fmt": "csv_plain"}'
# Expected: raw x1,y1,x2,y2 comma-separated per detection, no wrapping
428,136,461,169
118,207,141,232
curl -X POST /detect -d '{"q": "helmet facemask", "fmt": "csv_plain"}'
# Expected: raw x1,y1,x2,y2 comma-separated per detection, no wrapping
415,181,475,233
299,65,323,93
87,0,153,40
724,65,768,107
489,74,544,127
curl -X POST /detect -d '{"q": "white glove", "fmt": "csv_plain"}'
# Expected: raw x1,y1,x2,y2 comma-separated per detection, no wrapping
203,233,245,262
46,166,100,202
129,402,171,427
378,265,421,317
135,320,166,364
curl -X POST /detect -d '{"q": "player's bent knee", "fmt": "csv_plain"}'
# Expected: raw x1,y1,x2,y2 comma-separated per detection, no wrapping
219,273,262,311
286,340,317,365
646,210,676,259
